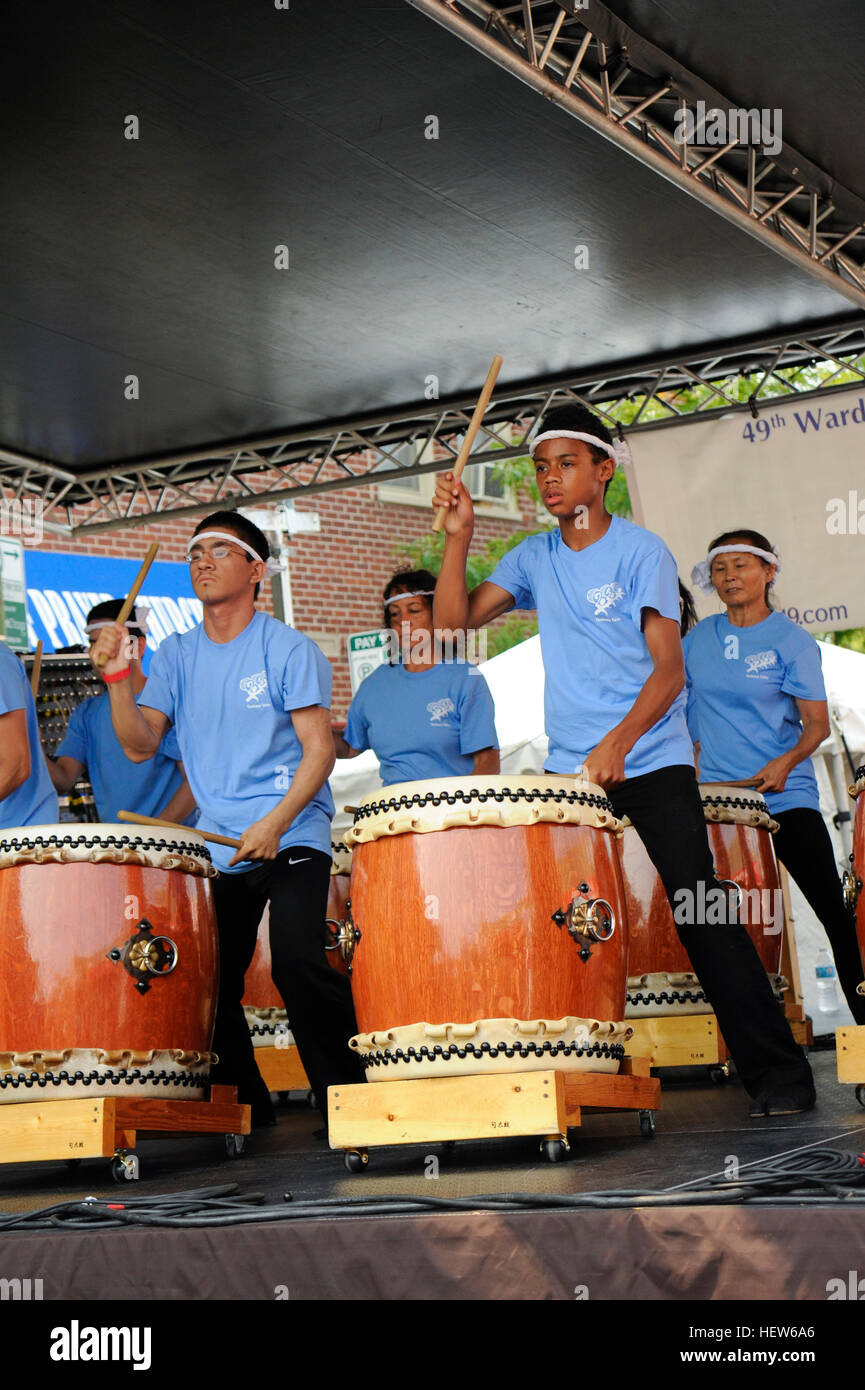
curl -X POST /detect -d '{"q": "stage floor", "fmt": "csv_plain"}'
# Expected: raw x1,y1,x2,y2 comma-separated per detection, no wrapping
1,1047,862,1211
3,1047,865,1304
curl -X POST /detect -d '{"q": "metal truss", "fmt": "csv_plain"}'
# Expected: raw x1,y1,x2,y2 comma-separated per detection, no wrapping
407,0,865,308
6,318,865,535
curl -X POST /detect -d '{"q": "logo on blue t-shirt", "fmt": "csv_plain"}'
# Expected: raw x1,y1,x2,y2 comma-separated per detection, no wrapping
427,696,456,725
239,669,269,707
744,649,778,678
586,581,624,619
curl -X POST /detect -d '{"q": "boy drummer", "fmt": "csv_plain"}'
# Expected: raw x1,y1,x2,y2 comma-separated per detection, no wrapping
91,510,365,1128
432,403,815,1118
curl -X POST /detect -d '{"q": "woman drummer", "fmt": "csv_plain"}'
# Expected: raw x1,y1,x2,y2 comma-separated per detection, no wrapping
334,568,500,781
684,527,865,1024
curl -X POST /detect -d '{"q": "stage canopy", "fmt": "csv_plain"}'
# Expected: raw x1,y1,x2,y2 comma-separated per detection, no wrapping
3,0,865,528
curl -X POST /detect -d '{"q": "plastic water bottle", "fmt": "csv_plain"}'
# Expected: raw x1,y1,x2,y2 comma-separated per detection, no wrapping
815,947,840,1012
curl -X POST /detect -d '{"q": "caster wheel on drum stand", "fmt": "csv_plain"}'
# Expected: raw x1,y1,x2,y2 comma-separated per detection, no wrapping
344,1150,369,1174
541,1138,570,1163
225,1133,246,1158
709,1063,730,1085
639,1111,656,1139
111,1152,140,1182
855,1086,865,1109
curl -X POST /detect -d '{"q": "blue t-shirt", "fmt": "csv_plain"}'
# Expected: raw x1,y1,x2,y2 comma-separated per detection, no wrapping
345,661,498,785
139,612,335,872
488,515,693,777
683,611,825,814
57,690,189,823
0,645,58,828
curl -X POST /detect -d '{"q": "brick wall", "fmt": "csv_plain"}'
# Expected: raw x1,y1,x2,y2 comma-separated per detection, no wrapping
34,476,538,717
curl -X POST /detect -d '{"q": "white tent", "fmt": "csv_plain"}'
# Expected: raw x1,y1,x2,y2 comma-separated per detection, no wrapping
330,635,865,1028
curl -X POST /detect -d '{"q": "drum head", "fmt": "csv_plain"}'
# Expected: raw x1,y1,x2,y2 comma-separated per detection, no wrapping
0,822,216,875
346,774,622,844
698,784,777,831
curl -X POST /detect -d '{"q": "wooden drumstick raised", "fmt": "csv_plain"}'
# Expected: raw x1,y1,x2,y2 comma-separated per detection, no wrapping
117,809,241,849
431,354,503,533
93,542,159,668
30,641,43,696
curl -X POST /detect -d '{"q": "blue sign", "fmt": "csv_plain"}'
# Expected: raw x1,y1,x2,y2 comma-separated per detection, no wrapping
24,550,203,668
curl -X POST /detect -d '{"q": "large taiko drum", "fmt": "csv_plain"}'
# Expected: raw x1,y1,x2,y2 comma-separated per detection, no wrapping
0,824,218,1103
622,784,786,1017
844,766,865,992
342,776,631,1082
241,841,353,1048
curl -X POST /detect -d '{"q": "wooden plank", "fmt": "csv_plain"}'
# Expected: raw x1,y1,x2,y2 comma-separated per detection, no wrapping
789,1016,813,1047
621,1055,652,1078
0,1099,115,1164
113,1097,250,1135
627,1014,723,1068
836,1025,865,1083
562,1070,660,1113
255,1045,310,1093
329,1070,566,1148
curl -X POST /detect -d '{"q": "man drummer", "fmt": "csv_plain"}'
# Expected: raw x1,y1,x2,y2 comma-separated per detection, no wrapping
91,510,365,1128
46,599,196,824
0,640,58,828
432,402,816,1118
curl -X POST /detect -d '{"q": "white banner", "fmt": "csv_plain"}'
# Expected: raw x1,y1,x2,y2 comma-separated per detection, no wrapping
626,386,865,632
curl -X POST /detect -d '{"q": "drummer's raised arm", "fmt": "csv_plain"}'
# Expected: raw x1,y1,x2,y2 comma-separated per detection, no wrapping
432,471,515,631
90,621,168,761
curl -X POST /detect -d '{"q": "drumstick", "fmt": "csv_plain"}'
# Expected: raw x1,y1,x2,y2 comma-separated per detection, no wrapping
711,778,763,789
117,809,241,849
30,641,43,696
431,354,503,533
93,542,159,668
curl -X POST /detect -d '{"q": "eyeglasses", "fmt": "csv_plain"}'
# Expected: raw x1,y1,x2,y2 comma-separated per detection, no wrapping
186,543,244,564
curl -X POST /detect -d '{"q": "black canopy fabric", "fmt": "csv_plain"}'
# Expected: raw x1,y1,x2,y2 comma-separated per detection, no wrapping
1,0,861,471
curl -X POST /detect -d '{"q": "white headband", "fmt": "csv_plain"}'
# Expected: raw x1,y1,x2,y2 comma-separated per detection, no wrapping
690,544,781,595
385,590,435,606
190,530,285,576
85,605,151,638
528,429,631,468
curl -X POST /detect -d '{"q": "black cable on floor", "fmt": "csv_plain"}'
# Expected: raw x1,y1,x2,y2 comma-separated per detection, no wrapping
2,1146,865,1230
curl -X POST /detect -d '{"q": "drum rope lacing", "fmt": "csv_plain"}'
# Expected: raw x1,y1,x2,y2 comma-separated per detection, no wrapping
700,795,767,810
0,832,211,860
627,988,708,1005
352,785,614,821
0,1067,211,1092
358,1039,626,1069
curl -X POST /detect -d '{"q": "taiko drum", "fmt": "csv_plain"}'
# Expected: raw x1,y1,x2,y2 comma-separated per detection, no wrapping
241,843,351,1046
622,785,785,1015
0,824,219,1103
343,777,632,1080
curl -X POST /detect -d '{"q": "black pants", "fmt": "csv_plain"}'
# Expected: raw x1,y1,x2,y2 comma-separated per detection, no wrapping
606,765,814,1099
772,807,865,1024
210,847,366,1117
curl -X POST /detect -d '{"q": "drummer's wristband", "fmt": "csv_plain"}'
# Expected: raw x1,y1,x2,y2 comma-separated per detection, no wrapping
103,667,132,683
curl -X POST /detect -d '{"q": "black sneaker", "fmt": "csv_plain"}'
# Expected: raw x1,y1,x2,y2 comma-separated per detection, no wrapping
748,1087,816,1118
